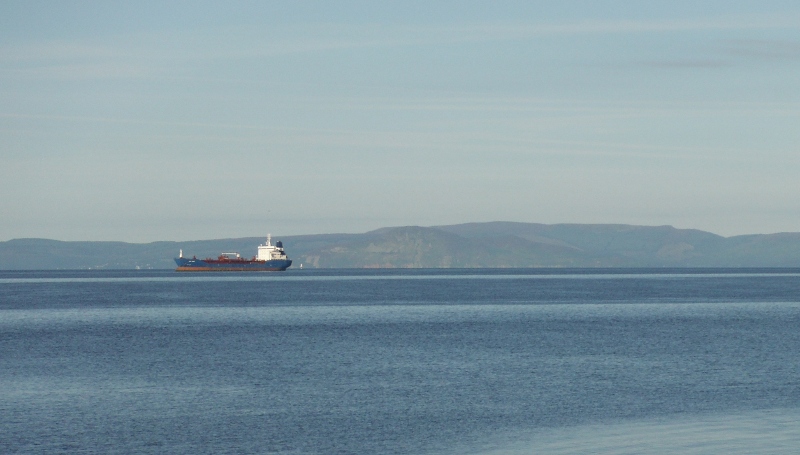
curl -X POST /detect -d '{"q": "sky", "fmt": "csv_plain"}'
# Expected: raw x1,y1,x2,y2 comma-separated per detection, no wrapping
2,1,799,242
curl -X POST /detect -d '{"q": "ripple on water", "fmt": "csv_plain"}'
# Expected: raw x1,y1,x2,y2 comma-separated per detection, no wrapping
472,408,800,455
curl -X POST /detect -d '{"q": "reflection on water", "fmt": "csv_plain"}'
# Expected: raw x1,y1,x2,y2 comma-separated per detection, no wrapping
475,408,800,455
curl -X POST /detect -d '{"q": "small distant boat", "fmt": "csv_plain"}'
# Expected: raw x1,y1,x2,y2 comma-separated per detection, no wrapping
174,234,292,272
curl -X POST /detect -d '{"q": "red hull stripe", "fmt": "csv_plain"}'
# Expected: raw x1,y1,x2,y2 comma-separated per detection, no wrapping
175,267,286,272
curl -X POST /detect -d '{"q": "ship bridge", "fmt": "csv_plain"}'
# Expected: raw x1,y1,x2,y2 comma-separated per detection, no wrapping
257,234,288,261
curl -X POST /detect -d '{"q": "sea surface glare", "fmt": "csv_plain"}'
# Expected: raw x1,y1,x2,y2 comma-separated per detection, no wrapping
1,269,800,454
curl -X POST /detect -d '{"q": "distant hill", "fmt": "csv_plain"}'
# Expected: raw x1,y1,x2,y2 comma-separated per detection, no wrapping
2,222,800,269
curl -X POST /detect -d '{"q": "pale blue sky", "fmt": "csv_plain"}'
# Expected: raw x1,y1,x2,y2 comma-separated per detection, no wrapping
2,1,799,241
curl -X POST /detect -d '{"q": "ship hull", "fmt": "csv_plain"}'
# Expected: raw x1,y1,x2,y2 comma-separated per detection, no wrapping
174,257,292,272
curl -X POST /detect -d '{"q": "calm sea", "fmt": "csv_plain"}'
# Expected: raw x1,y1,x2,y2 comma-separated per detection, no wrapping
1,269,800,454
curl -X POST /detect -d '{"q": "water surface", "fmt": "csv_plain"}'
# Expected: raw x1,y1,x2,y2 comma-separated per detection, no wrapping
2,269,799,453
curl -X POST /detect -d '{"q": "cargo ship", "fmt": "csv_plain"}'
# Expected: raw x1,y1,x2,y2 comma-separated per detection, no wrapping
174,235,292,271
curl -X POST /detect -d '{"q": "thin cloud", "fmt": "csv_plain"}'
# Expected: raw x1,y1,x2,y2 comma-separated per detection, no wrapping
1,13,798,83
0,112,281,131
0,41,115,61
725,39,800,61
205,15,800,58
635,38,800,69
5,13,800,63
3,62,156,79
637,58,732,69
0,39,156,80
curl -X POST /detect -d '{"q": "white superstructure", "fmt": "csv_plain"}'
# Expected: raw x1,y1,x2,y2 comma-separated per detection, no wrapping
257,234,289,261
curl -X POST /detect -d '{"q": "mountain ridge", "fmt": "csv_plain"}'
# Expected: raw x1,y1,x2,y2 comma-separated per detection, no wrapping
2,222,799,269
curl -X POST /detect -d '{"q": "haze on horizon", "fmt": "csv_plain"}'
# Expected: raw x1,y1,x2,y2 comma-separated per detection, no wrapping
2,1,799,242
